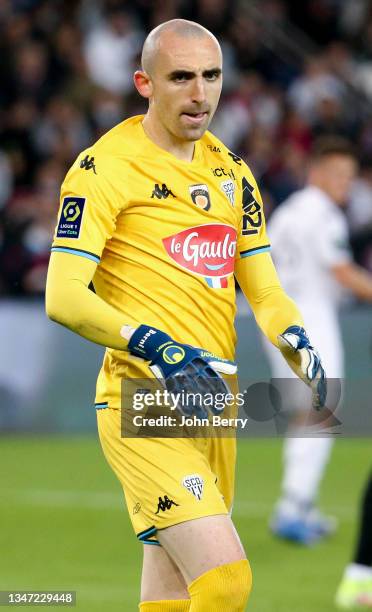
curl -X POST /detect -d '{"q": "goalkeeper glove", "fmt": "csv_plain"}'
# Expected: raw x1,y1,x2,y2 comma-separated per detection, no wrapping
128,324,237,418
277,325,327,410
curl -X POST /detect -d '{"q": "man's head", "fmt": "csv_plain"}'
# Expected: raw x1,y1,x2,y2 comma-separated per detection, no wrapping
134,19,223,143
307,136,357,205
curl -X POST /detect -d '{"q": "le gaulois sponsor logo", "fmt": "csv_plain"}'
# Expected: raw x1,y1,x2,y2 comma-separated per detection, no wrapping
163,224,237,277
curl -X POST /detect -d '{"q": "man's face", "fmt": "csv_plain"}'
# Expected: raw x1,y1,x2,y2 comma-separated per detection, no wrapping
315,155,357,205
148,33,223,142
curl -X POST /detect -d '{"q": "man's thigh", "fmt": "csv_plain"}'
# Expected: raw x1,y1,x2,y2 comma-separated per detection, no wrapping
141,514,246,600
141,544,189,601
158,514,247,584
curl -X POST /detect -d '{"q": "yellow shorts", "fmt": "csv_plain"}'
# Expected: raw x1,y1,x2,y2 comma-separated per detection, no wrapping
97,407,236,545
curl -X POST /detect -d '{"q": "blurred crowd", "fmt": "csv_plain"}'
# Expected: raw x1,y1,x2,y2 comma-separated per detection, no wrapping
1,0,372,296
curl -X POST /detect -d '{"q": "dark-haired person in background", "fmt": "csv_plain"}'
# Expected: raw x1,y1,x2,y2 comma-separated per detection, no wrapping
262,137,372,545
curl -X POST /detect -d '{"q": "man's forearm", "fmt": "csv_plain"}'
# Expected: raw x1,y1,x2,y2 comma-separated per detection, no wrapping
332,262,372,301
249,286,304,347
46,252,134,350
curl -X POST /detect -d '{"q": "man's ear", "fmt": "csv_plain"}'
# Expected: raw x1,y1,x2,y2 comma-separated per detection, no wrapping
133,70,153,98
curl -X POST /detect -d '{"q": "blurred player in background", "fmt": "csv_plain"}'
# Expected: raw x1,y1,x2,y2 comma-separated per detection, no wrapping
263,137,372,545
46,19,326,611
336,472,372,608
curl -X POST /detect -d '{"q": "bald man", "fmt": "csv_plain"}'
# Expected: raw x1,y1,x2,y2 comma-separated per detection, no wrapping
46,19,325,611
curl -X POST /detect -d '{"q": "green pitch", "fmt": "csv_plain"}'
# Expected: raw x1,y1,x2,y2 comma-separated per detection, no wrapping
0,436,370,611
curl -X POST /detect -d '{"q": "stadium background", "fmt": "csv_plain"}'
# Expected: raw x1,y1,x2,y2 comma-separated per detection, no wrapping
0,0,371,610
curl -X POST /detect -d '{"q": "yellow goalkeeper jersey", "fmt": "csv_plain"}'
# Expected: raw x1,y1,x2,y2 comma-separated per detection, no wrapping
51,115,270,408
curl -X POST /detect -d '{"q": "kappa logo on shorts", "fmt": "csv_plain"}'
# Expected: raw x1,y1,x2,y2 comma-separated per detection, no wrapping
155,495,180,514
182,474,204,501
56,196,86,239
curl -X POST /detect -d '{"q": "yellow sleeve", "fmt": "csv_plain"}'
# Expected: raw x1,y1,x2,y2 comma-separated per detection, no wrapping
46,149,135,348
235,252,304,347
45,251,130,350
51,148,124,263
233,162,303,345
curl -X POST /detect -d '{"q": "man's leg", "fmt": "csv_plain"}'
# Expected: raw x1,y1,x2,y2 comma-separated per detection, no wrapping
353,473,372,568
140,515,251,611
140,544,190,611
276,435,334,511
97,409,250,610
158,514,252,611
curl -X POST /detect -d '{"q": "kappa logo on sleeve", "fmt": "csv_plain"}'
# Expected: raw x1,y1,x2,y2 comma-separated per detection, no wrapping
56,196,86,239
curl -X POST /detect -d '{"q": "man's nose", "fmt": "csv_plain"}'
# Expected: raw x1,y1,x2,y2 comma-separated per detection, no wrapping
191,76,206,104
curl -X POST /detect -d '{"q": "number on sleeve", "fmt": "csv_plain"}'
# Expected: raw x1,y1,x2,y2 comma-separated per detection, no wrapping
241,177,262,235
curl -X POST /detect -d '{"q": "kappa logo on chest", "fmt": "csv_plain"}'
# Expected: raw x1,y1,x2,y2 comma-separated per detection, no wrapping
151,183,176,199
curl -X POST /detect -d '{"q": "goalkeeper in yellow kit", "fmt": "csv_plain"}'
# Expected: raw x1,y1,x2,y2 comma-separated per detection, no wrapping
46,18,326,611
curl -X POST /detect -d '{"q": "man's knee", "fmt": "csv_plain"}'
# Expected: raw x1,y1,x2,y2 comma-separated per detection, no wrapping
188,559,252,611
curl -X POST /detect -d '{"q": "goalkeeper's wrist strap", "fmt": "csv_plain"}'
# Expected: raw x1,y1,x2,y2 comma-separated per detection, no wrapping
128,325,173,361
280,325,311,350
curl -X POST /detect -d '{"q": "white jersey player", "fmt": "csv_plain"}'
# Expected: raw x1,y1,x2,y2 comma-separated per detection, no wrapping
263,137,372,544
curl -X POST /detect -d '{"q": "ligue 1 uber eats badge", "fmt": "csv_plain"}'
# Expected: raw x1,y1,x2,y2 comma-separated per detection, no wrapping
189,184,211,211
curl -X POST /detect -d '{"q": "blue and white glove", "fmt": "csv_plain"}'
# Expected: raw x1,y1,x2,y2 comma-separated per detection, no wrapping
277,325,327,410
128,324,237,418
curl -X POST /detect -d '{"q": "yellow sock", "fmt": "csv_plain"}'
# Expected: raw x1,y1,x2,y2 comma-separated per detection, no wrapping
188,559,252,611
139,600,190,611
